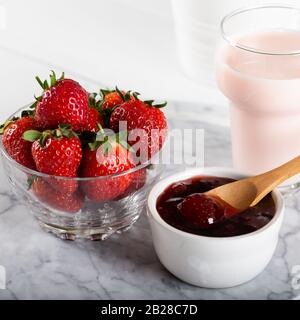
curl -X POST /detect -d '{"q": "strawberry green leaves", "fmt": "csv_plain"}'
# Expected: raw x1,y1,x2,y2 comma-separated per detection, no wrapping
57,124,78,139
23,124,77,147
21,109,35,118
23,129,51,147
87,126,133,156
22,130,43,142
144,100,167,108
115,87,140,103
30,71,65,110
35,70,65,92
88,92,103,112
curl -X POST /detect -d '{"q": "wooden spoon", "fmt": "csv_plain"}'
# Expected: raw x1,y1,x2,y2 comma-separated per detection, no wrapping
207,155,300,213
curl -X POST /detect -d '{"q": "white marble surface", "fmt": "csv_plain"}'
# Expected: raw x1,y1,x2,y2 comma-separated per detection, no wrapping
0,99,300,300
0,0,299,300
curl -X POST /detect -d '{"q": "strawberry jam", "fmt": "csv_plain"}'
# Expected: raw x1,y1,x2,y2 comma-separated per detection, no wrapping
156,176,276,237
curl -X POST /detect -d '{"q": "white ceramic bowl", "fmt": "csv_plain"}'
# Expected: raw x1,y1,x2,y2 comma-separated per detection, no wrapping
147,167,284,288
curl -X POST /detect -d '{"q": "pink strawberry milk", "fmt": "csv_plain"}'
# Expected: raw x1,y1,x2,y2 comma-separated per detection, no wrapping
216,6,300,188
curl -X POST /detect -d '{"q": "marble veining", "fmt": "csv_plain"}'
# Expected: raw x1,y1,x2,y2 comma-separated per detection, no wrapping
0,101,299,300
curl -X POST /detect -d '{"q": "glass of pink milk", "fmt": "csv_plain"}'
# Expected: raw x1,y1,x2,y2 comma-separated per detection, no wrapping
216,5,300,191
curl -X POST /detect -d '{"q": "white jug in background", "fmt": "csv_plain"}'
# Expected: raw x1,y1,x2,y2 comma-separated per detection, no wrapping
171,0,300,86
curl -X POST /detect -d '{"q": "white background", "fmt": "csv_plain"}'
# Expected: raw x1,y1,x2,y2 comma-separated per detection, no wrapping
0,0,226,123
1,0,298,122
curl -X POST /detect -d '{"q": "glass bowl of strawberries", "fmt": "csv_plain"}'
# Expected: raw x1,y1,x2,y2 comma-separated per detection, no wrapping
0,72,167,240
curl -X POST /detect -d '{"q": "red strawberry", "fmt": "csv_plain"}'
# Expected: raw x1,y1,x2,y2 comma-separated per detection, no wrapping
110,99,167,162
23,125,82,193
32,178,84,213
1,116,37,169
88,89,136,128
178,194,225,229
84,107,104,132
80,132,134,202
34,72,89,131
101,88,136,111
102,91,124,111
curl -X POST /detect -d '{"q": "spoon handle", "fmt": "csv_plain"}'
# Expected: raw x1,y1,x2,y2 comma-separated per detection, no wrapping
250,155,300,206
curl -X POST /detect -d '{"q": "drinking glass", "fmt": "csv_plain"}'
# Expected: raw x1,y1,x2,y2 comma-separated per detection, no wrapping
171,0,299,85
216,5,300,192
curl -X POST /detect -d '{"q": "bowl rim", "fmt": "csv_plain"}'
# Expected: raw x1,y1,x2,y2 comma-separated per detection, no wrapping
0,104,166,181
147,167,285,241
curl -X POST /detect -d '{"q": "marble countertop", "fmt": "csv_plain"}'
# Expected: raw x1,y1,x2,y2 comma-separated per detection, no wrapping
0,100,299,300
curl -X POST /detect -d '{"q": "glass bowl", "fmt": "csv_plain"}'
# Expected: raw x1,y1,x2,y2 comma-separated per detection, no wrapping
0,106,165,241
